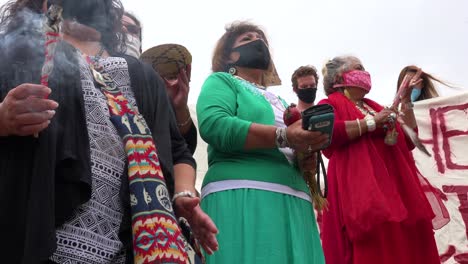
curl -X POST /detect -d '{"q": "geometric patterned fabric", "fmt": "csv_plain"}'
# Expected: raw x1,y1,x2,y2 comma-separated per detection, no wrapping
86,55,191,264
140,44,192,80
50,56,130,264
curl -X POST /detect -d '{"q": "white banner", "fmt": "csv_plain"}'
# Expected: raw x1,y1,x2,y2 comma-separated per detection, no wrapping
413,92,468,264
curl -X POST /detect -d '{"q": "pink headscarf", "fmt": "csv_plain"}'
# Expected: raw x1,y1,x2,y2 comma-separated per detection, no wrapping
333,70,372,92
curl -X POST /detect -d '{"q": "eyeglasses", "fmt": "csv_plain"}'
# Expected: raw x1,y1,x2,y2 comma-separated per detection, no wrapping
123,24,141,38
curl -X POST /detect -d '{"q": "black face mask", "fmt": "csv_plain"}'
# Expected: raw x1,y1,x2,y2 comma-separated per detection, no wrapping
61,0,110,33
232,39,271,70
296,88,317,104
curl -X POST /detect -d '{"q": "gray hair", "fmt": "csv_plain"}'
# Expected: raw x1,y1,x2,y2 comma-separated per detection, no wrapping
322,55,364,95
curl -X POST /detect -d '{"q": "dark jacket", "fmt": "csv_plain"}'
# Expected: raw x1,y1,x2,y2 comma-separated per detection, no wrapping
184,120,198,154
0,36,195,263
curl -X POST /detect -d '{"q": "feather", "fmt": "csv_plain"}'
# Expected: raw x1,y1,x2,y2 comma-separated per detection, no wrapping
402,123,431,157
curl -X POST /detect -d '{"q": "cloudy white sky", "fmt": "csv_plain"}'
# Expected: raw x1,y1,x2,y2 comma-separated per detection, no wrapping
121,0,468,106
0,0,466,105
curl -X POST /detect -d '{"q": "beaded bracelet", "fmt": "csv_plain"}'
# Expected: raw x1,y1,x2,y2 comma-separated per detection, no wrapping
275,127,289,148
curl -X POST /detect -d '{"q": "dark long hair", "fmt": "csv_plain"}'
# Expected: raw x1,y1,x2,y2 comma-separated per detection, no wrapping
0,0,126,54
61,0,125,54
0,0,43,32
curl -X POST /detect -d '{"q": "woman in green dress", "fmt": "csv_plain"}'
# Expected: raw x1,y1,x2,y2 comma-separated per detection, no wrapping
196,21,327,264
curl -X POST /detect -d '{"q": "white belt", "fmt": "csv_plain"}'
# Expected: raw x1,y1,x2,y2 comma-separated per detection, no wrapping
201,179,311,203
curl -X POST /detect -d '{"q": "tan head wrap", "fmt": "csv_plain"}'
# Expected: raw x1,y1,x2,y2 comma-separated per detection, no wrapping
140,44,192,79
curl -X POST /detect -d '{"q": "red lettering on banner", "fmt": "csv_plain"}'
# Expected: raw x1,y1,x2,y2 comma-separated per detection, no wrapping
455,253,468,263
440,245,468,263
420,103,468,174
440,245,456,262
441,185,468,263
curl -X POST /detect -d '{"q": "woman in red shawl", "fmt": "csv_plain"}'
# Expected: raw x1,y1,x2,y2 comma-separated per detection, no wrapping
318,56,440,264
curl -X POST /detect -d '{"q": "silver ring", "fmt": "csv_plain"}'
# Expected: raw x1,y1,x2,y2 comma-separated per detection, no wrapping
308,145,313,153
387,112,397,123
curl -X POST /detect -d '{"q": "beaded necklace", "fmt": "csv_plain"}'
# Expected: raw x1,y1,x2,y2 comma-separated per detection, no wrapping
234,75,287,112
343,89,377,116
233,75,266,90
91,45,105,63
356,101,377,116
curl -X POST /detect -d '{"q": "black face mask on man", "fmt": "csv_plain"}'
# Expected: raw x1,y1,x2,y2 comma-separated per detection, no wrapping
232,39,271,70
296,88,317,104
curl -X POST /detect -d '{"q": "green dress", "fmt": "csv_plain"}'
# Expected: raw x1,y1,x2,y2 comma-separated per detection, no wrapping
197,72,324,264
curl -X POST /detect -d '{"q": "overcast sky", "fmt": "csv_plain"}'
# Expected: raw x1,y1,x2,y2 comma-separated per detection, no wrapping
120,0,468,106
1,0,466,105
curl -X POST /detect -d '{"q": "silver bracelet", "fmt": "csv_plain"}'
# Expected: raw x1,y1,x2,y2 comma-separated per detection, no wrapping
356,118,362,136
177,115,192,127
275,127,289,148
172,190,196,203
365,116,376,132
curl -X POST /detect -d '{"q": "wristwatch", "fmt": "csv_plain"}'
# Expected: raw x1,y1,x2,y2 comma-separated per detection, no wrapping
365,116,376,132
